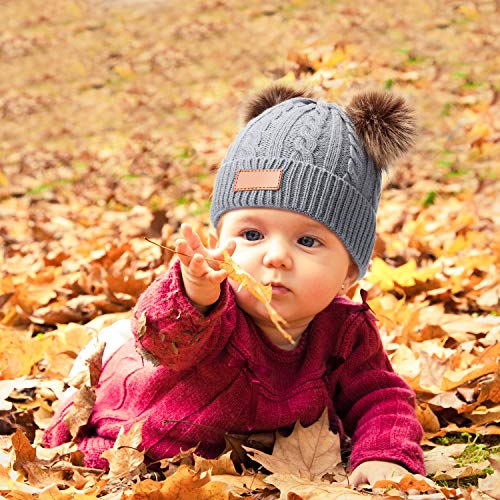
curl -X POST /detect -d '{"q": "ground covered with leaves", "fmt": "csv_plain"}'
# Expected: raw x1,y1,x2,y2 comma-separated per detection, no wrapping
0,0,499,498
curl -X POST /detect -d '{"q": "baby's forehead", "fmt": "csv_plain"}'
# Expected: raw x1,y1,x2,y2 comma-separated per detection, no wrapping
218,208,329,232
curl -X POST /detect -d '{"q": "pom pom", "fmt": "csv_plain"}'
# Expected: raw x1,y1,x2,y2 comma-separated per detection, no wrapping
242,83,314,123
346,91,416,169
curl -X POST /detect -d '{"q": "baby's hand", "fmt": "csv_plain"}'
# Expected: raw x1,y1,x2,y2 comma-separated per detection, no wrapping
349,460,409,487
176,223,234,313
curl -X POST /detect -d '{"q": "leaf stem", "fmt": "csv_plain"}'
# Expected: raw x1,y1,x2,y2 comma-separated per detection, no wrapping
144,237,219,264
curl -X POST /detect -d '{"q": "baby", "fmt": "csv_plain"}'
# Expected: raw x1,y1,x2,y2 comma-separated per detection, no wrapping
43,84,425,485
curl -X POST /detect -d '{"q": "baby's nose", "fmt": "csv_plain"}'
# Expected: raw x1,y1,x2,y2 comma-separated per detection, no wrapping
262,240,293,269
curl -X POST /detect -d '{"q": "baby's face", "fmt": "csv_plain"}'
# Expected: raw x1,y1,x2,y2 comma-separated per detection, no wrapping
217,208,357,341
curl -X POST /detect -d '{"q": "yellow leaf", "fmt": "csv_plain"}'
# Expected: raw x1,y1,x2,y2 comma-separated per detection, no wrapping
153,465,230,499
112,64,134,79
220,251,293,344
220,250,272,303
317,48,347,70
368,258,438,292
367,258,396,291
0,330,51,379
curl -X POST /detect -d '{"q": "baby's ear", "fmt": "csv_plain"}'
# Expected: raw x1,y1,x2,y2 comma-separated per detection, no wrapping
344,261,359,289
207,228,219,249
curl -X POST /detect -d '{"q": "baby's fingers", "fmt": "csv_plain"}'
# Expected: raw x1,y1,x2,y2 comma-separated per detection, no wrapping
175,238,193,267
180,223,207,257
212,239,237,262
188,253,210,277
206,269,228,285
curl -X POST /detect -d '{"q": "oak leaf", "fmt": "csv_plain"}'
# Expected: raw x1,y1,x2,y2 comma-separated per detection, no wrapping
244,408,342,481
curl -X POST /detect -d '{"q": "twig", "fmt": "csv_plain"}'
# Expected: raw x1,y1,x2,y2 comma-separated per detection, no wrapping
144,237,219,264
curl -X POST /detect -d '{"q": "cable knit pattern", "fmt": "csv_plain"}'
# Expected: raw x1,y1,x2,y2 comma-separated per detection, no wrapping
43,262,424,474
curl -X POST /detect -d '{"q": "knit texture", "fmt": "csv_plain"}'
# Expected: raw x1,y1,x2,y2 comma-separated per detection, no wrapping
210,98,381,277
43,262,424,473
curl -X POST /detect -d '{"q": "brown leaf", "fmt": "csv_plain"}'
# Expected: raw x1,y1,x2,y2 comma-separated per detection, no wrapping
67,340,105,389
423,444,468,475
130,465,230,500
11,429,66,488
12,428,37,473
244,408,342,481
415,403,440,433
478,455,500,500
64,385,96,439
432,461,491,481
101,420,145,479
265,473,368,500
193,451,238,475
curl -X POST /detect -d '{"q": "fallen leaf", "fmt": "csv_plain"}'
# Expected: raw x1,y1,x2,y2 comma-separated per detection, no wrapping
265,473,369,500
432,461,490,481
0,379,16,411
415,403,441,433
131,464,230,499
63,385,96,439
11,429,66,488
423,444,468,475
244,408,342,481
478,455,500,500
193,451,238,475
101,420,145,479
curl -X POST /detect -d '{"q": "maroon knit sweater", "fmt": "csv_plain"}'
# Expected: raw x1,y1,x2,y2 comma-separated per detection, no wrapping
43,261,424,473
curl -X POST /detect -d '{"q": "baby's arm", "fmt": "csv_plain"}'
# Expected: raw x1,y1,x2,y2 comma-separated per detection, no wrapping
131,224,238,369
334,314,425,478
174,223,234,313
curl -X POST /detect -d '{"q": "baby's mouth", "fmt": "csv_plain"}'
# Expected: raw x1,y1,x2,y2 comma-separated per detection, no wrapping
268,282,290,295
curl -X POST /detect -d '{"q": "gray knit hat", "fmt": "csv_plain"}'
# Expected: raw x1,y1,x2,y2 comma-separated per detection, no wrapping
210,84,415,278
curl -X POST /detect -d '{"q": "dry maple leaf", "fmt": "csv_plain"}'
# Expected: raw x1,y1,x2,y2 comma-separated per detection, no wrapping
129,464,230,500
11,429,66,489
101,420,145,479
243,408,342,481
265,473,370,500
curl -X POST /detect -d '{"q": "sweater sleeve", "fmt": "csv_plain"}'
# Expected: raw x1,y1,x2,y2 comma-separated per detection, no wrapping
334,311,425,475
42,396,114,470
42,396,74,449
131,259,235,370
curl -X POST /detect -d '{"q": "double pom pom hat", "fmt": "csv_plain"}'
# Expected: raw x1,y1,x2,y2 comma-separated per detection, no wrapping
210,84,416,278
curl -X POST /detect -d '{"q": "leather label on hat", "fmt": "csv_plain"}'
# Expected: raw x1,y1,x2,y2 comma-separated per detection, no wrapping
234,169,282,191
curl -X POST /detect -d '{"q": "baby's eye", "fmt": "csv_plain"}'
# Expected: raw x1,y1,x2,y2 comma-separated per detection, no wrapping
298,236,319,248
243,230,263,241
